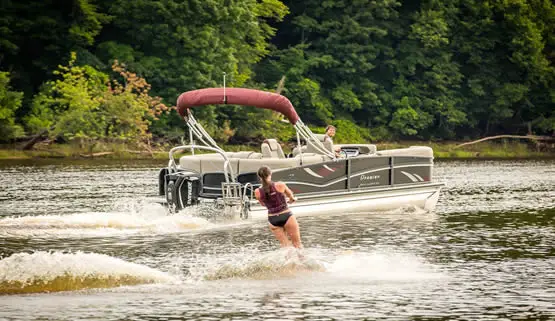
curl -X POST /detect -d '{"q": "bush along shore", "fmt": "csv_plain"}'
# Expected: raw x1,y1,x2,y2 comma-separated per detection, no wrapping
1,1,554,156
0,138,553,161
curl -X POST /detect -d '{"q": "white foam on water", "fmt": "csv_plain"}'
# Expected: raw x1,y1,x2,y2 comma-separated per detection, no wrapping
190,247,444,285
326,249,445,282
192,247,326,281
0,251,177,295
0,199,215,238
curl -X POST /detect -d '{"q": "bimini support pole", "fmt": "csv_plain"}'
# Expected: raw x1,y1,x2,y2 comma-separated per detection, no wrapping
185,114,224,153
189,127,195,156
296,130,303,165
223,72,227,102
295,120,335,159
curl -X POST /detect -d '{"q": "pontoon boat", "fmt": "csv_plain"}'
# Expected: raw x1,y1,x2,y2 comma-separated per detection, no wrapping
157,88,443,220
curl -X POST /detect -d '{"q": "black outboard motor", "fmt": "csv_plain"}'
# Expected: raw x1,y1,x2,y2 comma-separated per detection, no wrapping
158,168,169,196
158,168,201,211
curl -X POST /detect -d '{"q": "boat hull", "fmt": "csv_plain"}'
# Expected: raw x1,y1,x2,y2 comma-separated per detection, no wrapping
157,146,444,219
245,182,443,220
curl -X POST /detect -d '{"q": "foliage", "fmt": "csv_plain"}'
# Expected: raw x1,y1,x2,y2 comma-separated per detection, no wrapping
329,119,372,144
1,0,554,146
26,53,170,143
0,72,25,141
26,52,109,140
94,0,288,101
0,0,110,106
103,60,172,140
255,0,554,139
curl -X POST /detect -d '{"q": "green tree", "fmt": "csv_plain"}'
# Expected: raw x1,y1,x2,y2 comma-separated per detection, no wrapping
386,0,465,139
451,0,555,136
255,0,403,136
258,0,554,140
26,53,109,140
102,60,171,141
0,0,110,111
3,0,553,144
0,72,24,141
92,0,288,136
26,53,169,145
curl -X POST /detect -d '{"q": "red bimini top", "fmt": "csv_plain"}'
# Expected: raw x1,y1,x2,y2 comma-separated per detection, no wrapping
176,88,300,125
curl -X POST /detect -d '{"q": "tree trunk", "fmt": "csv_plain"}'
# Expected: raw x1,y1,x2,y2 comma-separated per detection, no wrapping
21,129,49,150
455,135,553,149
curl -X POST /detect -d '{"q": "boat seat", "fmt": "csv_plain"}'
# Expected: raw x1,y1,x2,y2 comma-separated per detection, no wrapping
238,157,299,173
305,134,334,155
292,145,307,157
293,134,329,156
261,139,285,159
197,151,262,159
375,146,433,158
296,153,328,165
225,151,262,159
178,149,334,176
179,156,241,174
180,153,299,175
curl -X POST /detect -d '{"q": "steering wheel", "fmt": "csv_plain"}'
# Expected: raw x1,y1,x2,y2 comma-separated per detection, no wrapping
338,149,348,158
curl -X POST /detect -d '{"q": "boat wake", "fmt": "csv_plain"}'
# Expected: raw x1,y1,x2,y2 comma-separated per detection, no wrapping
0,200,217,238
193,247,443,283
200,248,326,281
0,251,177,295
325,249,444,282
0,248,444,295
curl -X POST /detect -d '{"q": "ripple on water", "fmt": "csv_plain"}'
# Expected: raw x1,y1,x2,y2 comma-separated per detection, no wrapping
0,159,554,320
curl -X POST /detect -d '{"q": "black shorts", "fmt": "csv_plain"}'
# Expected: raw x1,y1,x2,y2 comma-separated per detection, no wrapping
268,211,292,227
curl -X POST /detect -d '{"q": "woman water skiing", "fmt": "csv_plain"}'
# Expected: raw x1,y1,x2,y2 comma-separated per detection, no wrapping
255,166,303,249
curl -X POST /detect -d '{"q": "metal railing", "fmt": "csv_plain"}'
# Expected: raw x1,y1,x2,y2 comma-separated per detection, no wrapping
294,120,336,159
168,145,236,183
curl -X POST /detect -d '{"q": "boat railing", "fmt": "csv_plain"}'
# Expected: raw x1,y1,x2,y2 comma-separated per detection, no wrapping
243,182,256,202
168,145,236,183
294,120,336,159
185,114,224,153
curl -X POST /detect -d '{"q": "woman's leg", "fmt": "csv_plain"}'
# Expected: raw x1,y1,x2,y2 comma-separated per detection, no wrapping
269,224,291,247
284,216,302,249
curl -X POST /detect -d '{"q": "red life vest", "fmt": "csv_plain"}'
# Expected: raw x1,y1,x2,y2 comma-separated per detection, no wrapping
259,183,288,214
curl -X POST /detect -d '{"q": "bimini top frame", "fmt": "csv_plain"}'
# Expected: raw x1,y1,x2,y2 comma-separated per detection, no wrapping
176,88,336,163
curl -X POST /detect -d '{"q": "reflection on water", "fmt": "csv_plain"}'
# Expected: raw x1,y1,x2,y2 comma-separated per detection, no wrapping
0,159,554,320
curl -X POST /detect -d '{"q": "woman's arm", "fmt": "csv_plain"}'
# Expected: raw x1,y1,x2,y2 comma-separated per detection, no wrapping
276,182,296,203
254,188,265,206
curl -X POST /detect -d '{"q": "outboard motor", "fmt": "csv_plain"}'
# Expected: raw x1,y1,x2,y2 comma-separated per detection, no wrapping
159,168,201,211
158,168,169,196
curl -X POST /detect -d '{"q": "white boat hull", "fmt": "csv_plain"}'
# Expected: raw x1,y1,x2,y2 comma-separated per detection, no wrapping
246,182,443,220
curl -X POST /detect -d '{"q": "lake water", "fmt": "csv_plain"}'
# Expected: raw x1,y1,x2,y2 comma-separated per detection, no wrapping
0,159,553,320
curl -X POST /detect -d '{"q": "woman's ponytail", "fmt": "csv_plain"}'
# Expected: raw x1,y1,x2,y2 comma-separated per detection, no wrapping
257,166,272,199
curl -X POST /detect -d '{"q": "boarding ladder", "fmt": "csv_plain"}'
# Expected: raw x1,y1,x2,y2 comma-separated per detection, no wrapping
221,182,252,219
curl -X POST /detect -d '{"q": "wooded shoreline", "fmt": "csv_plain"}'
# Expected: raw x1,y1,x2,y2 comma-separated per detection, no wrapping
1,139,553,161
1,1,553,151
